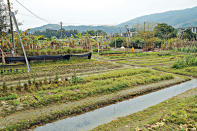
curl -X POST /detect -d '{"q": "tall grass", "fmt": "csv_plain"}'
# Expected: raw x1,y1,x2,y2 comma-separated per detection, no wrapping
177,46,197,53
172,55,197,69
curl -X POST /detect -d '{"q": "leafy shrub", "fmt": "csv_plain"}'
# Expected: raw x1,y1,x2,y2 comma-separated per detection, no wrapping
172,55,197,69
110,37,126,48
70,71,83,84
177,46,197,53
131,37,145,49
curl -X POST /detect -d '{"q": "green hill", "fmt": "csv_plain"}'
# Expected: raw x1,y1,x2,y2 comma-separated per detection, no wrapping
30,24,121,34
30,6,197,34
118,6,197,28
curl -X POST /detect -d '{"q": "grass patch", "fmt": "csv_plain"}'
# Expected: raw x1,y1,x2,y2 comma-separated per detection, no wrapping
172,55,197,69
117,60,174,67
0,68,174,117
0,93,18,101
0,60,120,83
92,88,197,131
154,66,197,77
0,73,187,131
100,51,185,67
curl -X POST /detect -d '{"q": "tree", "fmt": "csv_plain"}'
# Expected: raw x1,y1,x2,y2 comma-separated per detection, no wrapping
154,23,177,39
86,30,96,36
109,37,126,48
34,29,79,39
181,29,196,40
0,0,9,37
95,30,107,36
131,37,145,49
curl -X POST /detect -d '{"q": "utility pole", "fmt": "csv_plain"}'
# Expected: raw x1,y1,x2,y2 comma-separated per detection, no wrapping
144,21,146,33
60,21,63,39
11,12,31,72
7,0,15,55
120,27,122,37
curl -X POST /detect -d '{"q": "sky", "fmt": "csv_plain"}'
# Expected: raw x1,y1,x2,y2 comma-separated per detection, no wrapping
6,0,197,30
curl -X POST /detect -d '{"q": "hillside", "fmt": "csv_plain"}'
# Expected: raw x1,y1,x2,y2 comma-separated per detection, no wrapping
118,6,197,28
30,24,121,34
30,6,197,34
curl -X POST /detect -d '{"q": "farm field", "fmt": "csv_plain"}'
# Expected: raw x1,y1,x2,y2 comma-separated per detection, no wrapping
0,66,190,130
153,53,197,77
99,52,185,67
0,58,122,86
92,87,197,131
0,51,196,130
154,66,197,77
99,52,197,77
1,1,197,130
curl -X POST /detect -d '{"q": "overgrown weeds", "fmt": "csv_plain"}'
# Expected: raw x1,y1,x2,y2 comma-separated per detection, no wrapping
172,55,197,69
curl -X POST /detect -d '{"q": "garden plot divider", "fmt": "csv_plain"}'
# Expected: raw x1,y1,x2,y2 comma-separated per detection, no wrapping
0,53,92,64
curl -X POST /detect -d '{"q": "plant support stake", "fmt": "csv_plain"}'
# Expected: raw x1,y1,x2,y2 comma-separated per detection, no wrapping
10,12,31,72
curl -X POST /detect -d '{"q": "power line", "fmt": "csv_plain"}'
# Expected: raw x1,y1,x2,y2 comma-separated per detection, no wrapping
14,0,50,23
13,1,85,27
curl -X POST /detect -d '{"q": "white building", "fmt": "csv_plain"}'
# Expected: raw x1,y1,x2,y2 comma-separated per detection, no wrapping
191,27,197,33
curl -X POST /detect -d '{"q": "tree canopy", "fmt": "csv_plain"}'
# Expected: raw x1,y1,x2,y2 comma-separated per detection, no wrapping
109,37,126,48
154,23,177,39
0,0,9,36
34,29,107,39
181,29,196,40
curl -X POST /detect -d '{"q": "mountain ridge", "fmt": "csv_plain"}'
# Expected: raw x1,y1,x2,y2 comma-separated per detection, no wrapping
30,6,197,34
118,6,197,28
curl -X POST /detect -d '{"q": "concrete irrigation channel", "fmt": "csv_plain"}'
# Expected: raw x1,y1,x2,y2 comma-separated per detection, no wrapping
33,79,197,131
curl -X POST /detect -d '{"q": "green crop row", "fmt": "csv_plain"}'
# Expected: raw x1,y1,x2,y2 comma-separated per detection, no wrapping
11,71,173,111
0,93,18,101
82,68,152,82
0,61,120,82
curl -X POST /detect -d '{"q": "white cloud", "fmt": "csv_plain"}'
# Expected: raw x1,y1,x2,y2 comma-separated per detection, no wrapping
8,0,197,29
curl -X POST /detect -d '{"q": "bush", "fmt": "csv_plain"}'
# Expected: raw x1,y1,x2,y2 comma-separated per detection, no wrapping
131,37,145,49
110,37,126,48
172,55,197,69
177,46,197,53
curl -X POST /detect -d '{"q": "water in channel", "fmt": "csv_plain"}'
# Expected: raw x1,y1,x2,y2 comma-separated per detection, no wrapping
34,79,197,131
